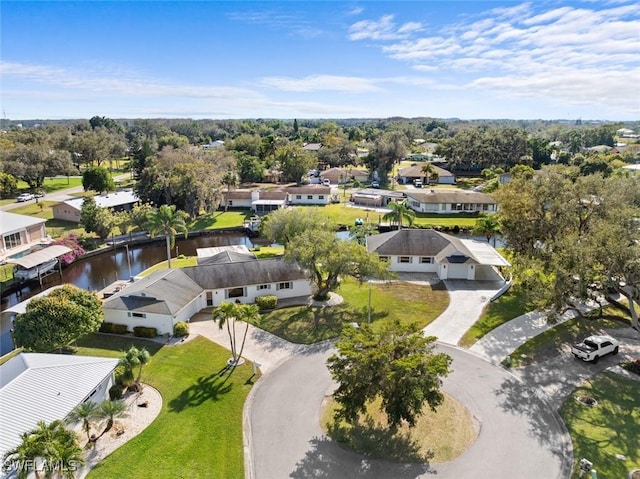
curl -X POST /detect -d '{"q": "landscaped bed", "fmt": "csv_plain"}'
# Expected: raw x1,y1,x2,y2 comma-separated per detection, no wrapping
560,372,640,478
254,279,449,344
76,334,253,479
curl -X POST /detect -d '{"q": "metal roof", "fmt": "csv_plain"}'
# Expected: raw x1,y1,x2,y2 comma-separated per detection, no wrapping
58,190,138,211
0,353,118,458
1,285,65,316
406,189,496,204
0,212,47,236
6,245,72,269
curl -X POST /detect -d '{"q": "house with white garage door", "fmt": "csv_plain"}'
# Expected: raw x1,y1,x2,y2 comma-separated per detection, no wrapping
366,229,510,281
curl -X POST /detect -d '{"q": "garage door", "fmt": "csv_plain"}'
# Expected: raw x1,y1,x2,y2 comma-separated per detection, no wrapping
447,263,469,279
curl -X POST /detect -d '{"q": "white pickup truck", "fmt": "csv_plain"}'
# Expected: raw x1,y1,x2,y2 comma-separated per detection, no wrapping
571,335,620,363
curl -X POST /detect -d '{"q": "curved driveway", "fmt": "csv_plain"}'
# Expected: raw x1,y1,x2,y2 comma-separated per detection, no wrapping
246,343,570,479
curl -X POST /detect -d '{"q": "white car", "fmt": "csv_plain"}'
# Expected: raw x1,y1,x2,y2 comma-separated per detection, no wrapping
16,193,35,202
571,335,619,363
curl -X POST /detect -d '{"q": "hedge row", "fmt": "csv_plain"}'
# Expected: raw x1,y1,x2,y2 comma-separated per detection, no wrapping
255,295,278,310
133,326,158,338
99,322,129,334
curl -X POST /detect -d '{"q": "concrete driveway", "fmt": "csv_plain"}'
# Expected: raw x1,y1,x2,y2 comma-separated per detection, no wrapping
246,344,570,479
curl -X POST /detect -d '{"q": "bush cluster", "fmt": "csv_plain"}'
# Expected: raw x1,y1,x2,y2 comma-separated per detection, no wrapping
255,295,277,310
114,364,134,387
109,383,124,400
99,322,129,334
622,359,640,375
173,321,189,337
133,326,158,338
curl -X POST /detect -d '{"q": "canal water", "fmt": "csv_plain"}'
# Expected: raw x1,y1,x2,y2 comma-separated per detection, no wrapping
0,233,254,355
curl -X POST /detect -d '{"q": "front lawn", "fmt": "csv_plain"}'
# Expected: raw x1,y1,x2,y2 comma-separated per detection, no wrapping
561,372,640,478
78,334,253,479
507,307,630,367
458,288,529,348
189,211,251,230
255,279,449,344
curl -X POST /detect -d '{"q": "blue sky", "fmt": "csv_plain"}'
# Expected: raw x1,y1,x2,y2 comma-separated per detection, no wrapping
2,1,639,120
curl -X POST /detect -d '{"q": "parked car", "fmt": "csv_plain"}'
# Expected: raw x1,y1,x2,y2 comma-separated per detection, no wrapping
571,335,619,363
371,181,380,188
322,178,331,186
16,193,35,202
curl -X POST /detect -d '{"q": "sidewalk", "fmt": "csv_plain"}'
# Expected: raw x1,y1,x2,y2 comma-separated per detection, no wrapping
470,301,602,364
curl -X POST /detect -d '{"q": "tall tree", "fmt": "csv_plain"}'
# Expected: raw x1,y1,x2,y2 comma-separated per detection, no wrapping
473,214,501,247
222,170,238,211
146,204,189,268
327,321,452,429
421,162,439,185
260,207,332,247
82,165,115,193
286,228,391,299
383,201,416,229
13,285,103,352
277,144,317,185
120,346,151,388
212,302,259,366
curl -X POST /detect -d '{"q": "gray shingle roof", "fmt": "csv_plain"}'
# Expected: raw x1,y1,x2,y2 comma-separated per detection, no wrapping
182,257,308,290
286,185,331,195
103,269,203,314
398,164,453,178
366,229,451,256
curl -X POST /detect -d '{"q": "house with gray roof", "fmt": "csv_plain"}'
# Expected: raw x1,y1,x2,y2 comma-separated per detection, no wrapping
102,257,312,335
52,190,139,223
397,163,455,185
366,229,509,281
0,353,118,462
405,189,497,214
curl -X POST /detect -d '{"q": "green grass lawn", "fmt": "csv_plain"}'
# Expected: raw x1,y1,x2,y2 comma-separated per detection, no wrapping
189,210,252,230
561,372,640,478
507,307,630,367
458,288,529,348
254,279,449,343
76,334,253,479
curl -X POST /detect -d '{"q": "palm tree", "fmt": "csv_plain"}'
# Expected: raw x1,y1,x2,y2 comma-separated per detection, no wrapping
119,346,150,389
52,437,85,479
383,201,416,230
146,204,188,268
3,431,41,479
234,304,260,366
66,401,99,443
474,214,501,247
212,301,241,365
421,162,439,185
97,400,129,436
222,170,238,212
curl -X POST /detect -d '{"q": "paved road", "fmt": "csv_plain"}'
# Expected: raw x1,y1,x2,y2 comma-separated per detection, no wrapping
247,344,570,479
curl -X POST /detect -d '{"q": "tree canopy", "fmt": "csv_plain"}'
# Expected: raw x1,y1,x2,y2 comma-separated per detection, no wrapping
327,321,452,429
13,285,103,352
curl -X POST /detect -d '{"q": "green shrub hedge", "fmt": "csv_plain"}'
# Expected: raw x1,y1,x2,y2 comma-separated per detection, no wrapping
255,295,277,310
133,326,158,338
173,321,189,337
99,322,129,334
109,384,124,400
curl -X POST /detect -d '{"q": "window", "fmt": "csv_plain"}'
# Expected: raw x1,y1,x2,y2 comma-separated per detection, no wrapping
296,195,302,200
257,284,270,291
4,232,21,249
307,195,313,200
132,312,146,318
228,200,233,206
420,257,433,264
378,256,389,262
411,200,420,208
318,195,325,200
226,287,245,299
277,282,292,290
399,256,412,263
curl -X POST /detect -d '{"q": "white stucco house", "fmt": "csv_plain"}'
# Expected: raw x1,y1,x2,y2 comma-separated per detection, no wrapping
102,257,313,335
52,190,139,223
405,189,497,214
222,190,288,214
286,186,331,205
366,229,510,281
0,353,118,463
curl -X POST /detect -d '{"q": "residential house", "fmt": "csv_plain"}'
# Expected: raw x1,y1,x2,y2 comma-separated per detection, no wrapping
196,245,256,265
405,189,497,214
0,211,49,262
52,190,139,223
222,190,288,214
302,143,322,152
203,140,225,150
350,188,406,208
366,229,510,281
0,353,119,461
397,163,455,185
102,257,312,335
286,185,331,205
320,168,369,185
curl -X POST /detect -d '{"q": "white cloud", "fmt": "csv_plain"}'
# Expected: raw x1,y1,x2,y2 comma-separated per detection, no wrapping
258,74,383,93
349,15,423,41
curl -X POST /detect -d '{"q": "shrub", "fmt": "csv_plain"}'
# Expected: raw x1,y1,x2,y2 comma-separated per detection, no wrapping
622,359,640,375
173,321,189,337
133,326,158,338
114,364,134,387
255,295,277,310
99,322,129,334
109,384,124,400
